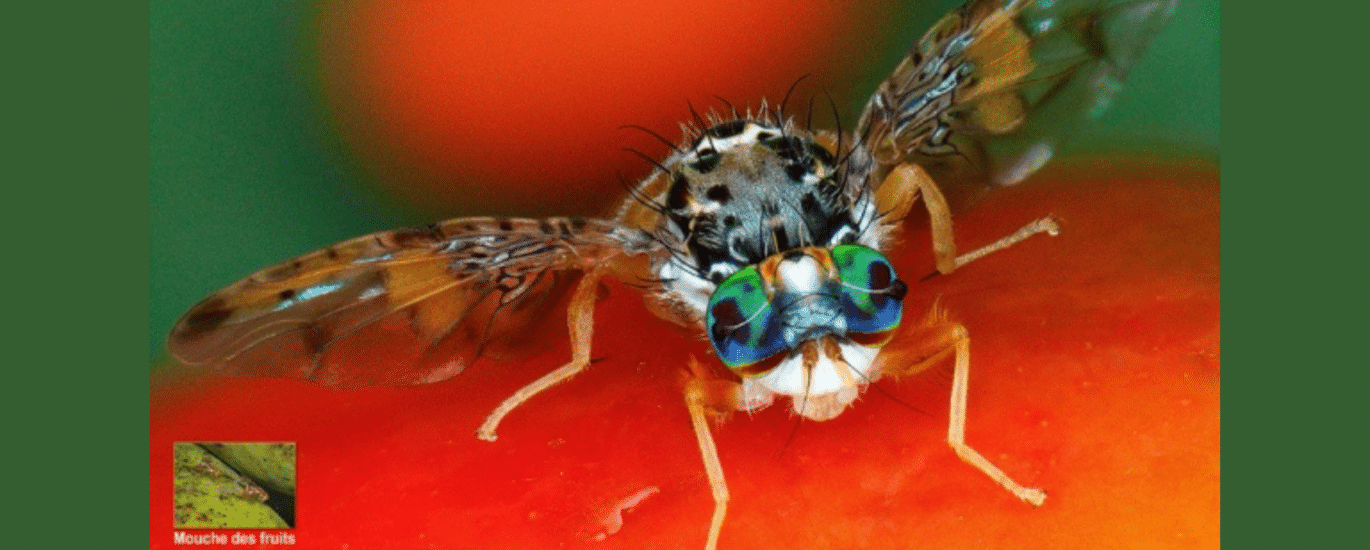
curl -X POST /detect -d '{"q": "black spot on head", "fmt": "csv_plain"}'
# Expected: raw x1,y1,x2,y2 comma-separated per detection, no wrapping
671,212,694,234
808,143,836,167
667,173,691,210
707,119,747,139
772,227,792,251
690,149,721,174
785,164,808,182
706,185,732,203
765,137,802,161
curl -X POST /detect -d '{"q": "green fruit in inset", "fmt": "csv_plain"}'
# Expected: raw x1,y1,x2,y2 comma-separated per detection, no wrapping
200,442,296,496
173,443,288,529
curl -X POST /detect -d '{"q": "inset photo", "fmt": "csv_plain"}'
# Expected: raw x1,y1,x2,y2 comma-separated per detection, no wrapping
172,442,296,529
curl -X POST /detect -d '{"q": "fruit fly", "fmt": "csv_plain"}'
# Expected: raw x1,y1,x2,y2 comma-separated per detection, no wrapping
166,1,1176,547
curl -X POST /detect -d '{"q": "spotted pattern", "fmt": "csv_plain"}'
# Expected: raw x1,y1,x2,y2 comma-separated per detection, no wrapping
661,120,859,283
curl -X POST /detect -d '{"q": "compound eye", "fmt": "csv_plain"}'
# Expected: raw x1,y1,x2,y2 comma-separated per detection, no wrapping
705,266,786,369
831,244,906,336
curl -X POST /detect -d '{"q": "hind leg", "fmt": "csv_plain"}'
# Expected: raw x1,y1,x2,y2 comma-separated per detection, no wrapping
476,264,607,441
683,356,736,550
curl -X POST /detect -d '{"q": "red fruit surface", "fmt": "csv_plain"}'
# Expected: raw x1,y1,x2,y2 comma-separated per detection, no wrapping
151,161,1219,549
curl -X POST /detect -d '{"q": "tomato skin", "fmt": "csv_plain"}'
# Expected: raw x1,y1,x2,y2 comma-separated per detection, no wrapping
316,0,891,217
151,163,1220,550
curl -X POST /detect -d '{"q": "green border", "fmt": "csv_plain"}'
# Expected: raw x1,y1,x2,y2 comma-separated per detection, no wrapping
1224,2,1361,548
11,3,148,546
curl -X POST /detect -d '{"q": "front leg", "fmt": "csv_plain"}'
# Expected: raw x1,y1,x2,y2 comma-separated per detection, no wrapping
683,356,738,550
943,321,1048,506
885,309,1047,506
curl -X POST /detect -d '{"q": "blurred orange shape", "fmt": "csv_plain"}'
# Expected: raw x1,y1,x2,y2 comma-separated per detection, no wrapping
317,0,886,216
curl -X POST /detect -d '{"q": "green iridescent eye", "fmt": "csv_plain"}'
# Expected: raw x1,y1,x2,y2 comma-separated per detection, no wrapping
705,267,786,368
831,244,906,335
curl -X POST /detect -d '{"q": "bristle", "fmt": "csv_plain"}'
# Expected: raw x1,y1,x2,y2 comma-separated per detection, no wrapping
777,74,810,124
621,124,682,154
617,171,666,214
623,147,674,176
713,95,740,119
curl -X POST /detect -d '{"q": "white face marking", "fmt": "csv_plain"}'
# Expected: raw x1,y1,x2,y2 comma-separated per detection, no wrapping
750,341,882,420
775,255,822,294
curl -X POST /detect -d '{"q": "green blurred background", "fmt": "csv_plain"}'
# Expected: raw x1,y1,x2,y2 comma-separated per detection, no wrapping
150,0,1217,360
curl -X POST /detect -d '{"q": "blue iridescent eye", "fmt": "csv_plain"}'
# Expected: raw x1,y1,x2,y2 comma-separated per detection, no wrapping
831,244,906,336
705,267,786,368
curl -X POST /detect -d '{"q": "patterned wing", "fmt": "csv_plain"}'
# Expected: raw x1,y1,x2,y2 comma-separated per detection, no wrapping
852,0,1177,206
167,217,654,388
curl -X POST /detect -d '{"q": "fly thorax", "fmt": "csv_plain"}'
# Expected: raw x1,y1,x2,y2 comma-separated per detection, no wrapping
661,120,857,287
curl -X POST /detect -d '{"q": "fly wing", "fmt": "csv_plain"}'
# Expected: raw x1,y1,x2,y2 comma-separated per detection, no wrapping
852,0,1177,208
167,217,654,388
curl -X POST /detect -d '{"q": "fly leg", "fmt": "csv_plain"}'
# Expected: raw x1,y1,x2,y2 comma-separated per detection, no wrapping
476,263,607,441
683,356,737,550
884,310,1047,506
943,321,1048,506
875,162,1059,275
949,215,1060,269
